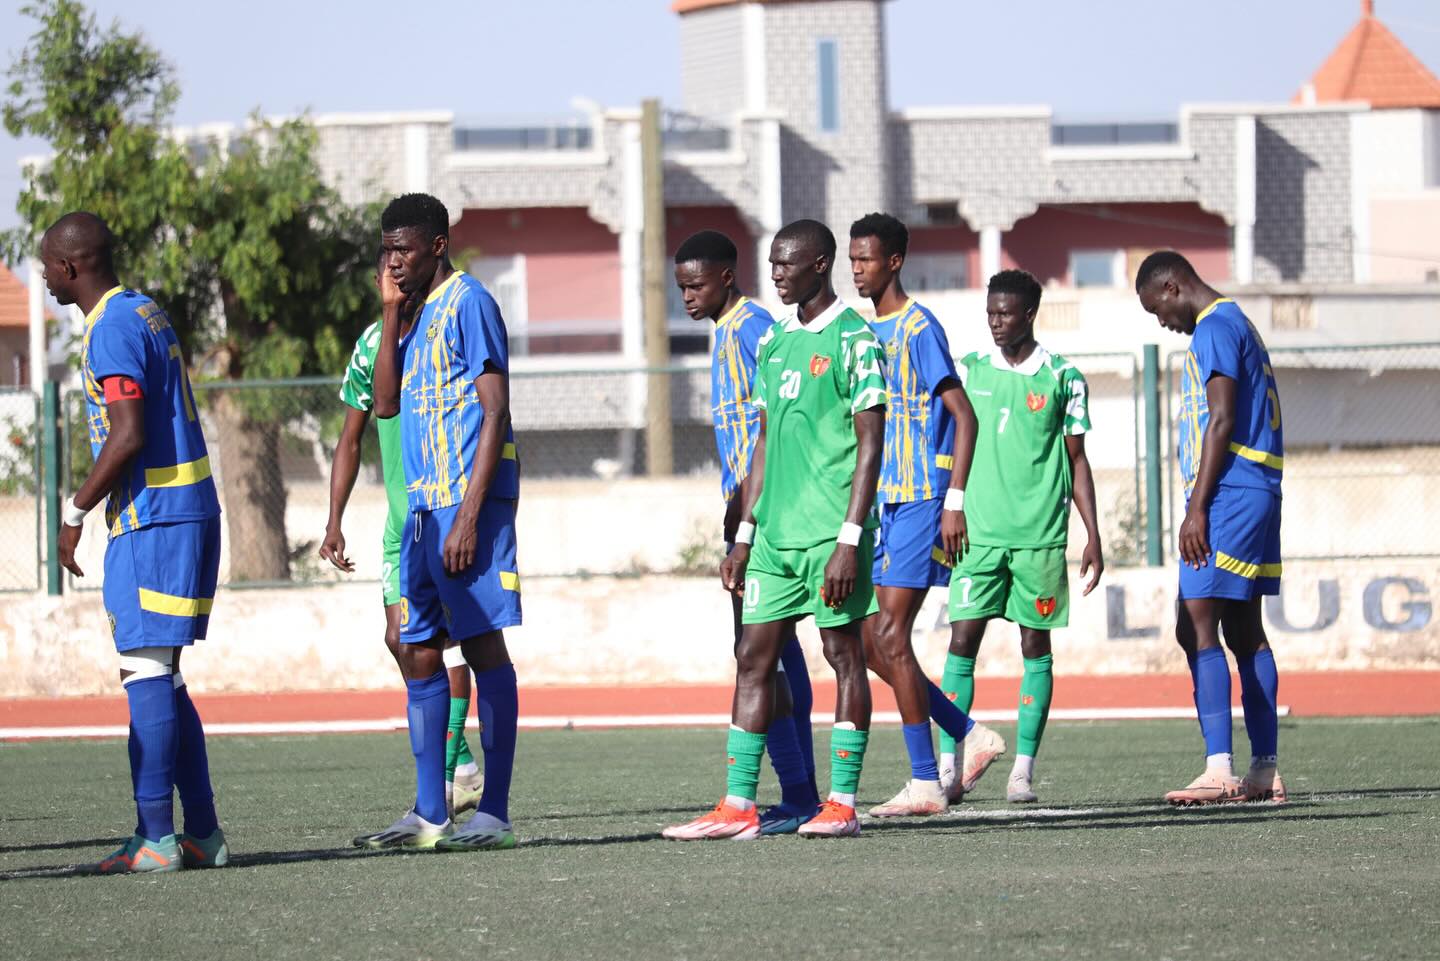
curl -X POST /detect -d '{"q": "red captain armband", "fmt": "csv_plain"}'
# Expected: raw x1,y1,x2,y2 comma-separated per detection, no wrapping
102,376,145,402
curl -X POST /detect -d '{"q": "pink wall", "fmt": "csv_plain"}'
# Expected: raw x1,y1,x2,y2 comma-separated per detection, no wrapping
665,207,758,294
450,208,621,325
908,223,981,287
1002,203,1231,285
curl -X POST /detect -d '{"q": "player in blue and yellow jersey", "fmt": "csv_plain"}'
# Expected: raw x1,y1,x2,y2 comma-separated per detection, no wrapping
361,193,522,852
847,213,1008,817
674,229,820,833
1136,251,1286,807
320,252,484,821
47,212,227,873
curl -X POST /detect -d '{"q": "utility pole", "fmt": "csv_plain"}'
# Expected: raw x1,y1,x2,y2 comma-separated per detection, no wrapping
640,97,673,476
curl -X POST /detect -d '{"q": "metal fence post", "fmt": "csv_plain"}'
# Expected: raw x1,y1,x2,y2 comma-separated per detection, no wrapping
1142,344,1163,567
42,381,62,595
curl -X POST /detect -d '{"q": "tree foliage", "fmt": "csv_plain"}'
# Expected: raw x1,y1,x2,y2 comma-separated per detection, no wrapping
3,0,380,580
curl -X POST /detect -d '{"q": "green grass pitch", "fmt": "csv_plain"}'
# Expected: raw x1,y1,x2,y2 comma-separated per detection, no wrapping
2,718,1438,961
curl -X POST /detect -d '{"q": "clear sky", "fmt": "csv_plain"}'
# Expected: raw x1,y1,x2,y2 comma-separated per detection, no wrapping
4,0,1440,238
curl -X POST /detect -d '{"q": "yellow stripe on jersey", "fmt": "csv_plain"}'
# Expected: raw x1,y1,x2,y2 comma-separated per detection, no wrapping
502,442,517,461
1215,553,1283,581
935,454,954,470
139,588,215,617
145,455,212,489
1228,442,1284,471
499,571,520,591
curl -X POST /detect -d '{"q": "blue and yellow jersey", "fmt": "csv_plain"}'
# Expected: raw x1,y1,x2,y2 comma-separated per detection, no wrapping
80,286,220,538
869,299,960,503
1178,298,1283,498
399,271,519,511
710,296,773,501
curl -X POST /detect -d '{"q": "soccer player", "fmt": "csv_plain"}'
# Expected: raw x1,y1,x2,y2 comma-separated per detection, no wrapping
674,229,820,833
939,269,1104,804
359,193,522,851
846,212,1007,816
320,253,483,821
664,219,886,840
1135,251,1285,806
47,211,227,873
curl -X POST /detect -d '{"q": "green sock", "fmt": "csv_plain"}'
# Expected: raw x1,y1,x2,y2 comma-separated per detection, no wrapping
828,726,870,797
445,697,472,781
937,654,977,755
1017,655,1054,758
724,728,768,801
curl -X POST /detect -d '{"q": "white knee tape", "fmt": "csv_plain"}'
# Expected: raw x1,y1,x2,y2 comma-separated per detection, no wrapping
119,647,173,685
172,671,186,690
442,644,467,669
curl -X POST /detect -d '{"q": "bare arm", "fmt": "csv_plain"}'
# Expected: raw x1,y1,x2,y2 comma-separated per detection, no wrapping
821,405,884,608
58,396,145,578
442,364,512,575
1065,432,1104,596
720,414,766,595
937,377,977,560
1179,374,1237,568
372,272,408,419
320,406,370,572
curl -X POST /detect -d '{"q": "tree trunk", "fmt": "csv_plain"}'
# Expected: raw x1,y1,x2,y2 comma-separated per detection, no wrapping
209,389,291,582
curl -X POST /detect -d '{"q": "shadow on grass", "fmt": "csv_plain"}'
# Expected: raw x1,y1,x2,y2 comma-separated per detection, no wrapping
0,837,117,855
860,806,1403,838
0,845,426,881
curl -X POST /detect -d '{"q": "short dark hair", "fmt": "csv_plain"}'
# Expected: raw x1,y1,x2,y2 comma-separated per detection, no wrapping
849,212,909,259
674,230,737,267
775,218,836,261
987,268,1043,313
1134,250,1195,292
381,193,450,240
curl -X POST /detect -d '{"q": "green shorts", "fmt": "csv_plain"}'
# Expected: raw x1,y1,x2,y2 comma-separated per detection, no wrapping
741,531,878,629
948,544,1069,629
381,542,401,607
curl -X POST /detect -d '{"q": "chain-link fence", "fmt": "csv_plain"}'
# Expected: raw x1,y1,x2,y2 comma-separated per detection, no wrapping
1165,342,1440,560
0,388,41,591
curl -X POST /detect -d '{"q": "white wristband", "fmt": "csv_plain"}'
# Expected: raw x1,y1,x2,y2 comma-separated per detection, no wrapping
837,522,863,546
944,488,965,512
734,521,756,546
63,496,90,528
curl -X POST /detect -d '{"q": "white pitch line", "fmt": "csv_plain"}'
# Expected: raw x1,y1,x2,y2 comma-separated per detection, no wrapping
0,705,1288,741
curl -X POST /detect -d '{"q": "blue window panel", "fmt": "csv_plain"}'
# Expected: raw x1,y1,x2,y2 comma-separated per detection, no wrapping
818,40,839,133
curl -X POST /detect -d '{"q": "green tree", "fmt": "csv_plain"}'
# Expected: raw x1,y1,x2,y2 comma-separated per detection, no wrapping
3,0,376,582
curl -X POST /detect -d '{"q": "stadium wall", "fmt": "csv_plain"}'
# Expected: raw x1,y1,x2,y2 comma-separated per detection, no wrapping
2,559,1435,699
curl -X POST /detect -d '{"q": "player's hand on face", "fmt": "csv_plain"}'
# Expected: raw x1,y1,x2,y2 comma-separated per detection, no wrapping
379,267,406,310
1178,508,1210,569
442,518,478,576
58,521,83,578
1079,539,1104,596
822,544,858,609
941,508,969,563
319,526,354,573
721,544,749,596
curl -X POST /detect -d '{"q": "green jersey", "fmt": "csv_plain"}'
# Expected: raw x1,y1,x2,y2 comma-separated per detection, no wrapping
339,321,406,550
752,300,887,549
959,345,1090,549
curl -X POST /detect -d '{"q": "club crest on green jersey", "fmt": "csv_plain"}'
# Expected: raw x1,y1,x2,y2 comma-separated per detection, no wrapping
809,354,831,377
1026,391,1047,412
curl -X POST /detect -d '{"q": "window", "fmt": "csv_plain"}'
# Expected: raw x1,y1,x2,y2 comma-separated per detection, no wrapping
468,255,529,351
1070,249,1124,288
817,39,839,133
904,253,969,292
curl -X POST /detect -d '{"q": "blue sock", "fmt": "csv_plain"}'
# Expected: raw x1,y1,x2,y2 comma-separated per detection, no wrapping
778,636,816,782
405,670,450,825
172,680,218,838
1193,647,1233,757
125,675,178,841
473,663,519,824
1235,649,1279,760
902,722,940,781
927,680,975,741
766,711,817,809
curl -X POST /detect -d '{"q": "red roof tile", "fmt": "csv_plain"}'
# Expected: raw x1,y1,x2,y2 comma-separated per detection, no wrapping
1297,1,1440,109
0,265,35,330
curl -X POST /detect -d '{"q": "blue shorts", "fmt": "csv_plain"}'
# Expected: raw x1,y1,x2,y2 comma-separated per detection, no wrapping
872,499,951,590
399,499,522,644
103,517,222,653
1179,485,1282,602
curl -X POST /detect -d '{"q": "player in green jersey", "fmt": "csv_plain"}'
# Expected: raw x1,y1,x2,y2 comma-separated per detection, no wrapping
938,269,1104,803
663,219,887,840
320,254,482,820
